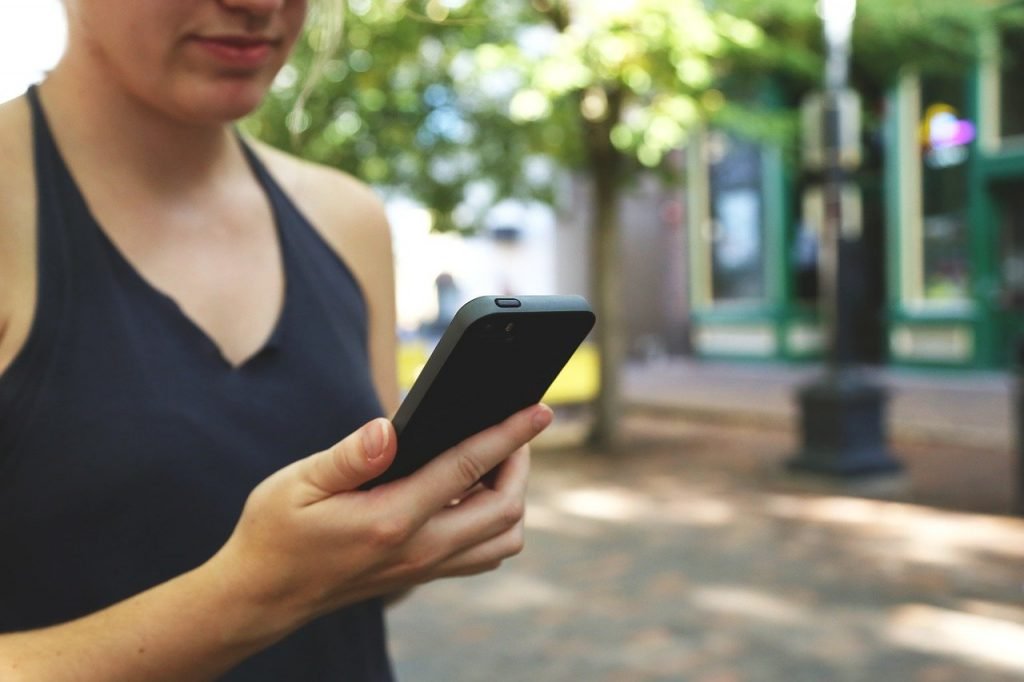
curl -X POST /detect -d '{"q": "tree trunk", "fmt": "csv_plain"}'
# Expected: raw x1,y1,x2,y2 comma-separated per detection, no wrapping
582,89,626,452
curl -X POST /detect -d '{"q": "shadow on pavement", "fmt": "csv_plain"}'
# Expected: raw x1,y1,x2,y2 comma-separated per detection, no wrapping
389,414,1024,682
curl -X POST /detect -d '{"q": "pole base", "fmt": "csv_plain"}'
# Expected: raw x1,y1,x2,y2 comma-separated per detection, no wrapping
788,370,903,478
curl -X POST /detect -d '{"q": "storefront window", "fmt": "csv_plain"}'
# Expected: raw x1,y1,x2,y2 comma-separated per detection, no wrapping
999,182,1024,308
920,76,972,301
1000,25,1024,144
792,215,819,303
708,132,766,302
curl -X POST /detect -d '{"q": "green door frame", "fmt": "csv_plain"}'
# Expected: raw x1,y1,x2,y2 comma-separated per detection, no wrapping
969,12,1024,368
884,8,1024,370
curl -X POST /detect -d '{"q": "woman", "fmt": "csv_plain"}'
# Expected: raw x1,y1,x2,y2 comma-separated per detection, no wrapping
0,0,548,679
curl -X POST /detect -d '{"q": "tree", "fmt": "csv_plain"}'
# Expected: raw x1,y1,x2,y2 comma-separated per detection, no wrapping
245,0,1008,451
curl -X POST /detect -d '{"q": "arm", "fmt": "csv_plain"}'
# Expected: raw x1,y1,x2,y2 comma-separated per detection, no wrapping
0,558,286,682
356,191,400,416
0,219,36,378
0,405,550,681
0,97,36,378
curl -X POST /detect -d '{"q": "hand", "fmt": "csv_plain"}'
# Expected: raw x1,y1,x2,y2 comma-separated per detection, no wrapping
208,403,552,631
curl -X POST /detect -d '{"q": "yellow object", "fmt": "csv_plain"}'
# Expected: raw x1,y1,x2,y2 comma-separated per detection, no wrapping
396,339,599,406
396,339,431,395
541,342,599,405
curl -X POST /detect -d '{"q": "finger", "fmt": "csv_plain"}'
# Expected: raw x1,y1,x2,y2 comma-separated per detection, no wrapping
402,403,551,516
447,481,487,507
449,446,530,515
451,444,528,504
407,447,531,561
297,418,397,501
428,518,527,579
489,444,531,497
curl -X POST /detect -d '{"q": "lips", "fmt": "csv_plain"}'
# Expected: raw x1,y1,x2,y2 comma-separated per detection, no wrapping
189,34,282,69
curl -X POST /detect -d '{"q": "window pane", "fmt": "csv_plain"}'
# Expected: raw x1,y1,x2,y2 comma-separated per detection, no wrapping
920,76,972,301
708,133,766,302
793,182,819,303
998,182,1024,307
1000,26,1024,143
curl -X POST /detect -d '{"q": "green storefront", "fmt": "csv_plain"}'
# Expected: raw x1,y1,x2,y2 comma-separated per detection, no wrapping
687,16,1024,370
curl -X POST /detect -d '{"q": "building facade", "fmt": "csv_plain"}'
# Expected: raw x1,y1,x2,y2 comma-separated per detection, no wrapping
686,17,1024,370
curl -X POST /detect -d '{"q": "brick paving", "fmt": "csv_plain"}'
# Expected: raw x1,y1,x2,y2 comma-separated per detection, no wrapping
388,414,1024,682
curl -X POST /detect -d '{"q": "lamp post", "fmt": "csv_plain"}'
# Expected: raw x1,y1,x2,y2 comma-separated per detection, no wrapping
822,0,856,93
788,0,903,477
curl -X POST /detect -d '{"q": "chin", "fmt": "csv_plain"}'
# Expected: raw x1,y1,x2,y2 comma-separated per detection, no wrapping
172,79,273,124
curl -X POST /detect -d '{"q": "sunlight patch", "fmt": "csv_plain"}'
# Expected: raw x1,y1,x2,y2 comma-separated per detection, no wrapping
553,487,650,522
886,604,1024,672
690,585,811,626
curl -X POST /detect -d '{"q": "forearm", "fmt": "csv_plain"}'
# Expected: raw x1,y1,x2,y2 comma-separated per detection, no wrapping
0,405,545,681
0,556,297,682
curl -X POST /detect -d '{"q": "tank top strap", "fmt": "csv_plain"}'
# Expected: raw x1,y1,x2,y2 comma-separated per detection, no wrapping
0,86,77,461
24,85,96,260
234,134,304,253
233,134,369,324
236,133,273,187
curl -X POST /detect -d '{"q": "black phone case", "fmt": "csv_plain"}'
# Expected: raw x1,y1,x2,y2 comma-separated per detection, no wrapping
366,295,595,487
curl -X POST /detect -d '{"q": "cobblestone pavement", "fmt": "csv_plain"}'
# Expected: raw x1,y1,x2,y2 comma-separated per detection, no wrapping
388,415,1024,682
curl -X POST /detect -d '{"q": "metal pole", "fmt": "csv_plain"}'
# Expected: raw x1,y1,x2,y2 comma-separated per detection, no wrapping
820,90,841,372
788,0,902,478
822,0,854,374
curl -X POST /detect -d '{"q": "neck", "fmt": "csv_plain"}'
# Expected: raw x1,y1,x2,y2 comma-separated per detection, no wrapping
38,60,244,194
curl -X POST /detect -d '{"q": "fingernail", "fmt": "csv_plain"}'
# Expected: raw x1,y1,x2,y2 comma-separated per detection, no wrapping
532,404,553,431
363,419,389,460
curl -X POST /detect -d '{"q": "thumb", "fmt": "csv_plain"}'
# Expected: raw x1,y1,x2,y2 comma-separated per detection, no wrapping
301,418,396,497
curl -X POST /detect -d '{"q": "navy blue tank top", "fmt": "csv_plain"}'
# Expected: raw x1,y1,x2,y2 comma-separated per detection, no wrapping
0,86,394,680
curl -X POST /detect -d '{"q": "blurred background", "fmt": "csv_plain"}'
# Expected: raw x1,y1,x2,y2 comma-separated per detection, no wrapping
6,0,1024,679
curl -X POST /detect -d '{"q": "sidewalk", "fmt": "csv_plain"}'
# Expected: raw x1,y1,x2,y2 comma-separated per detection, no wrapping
388,414,1024,682
621,357,1019,516
623,357,1014,452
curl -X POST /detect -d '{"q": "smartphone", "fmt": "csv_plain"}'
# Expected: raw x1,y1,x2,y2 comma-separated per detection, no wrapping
365,295,596,487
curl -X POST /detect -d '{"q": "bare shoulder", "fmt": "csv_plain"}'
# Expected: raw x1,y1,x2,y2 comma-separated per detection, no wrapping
0,95,37,373
247,139,391,259
0,95,33,242
247,138,394,320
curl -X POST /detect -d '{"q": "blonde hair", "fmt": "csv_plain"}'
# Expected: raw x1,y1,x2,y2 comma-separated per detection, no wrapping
291,0,346,136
